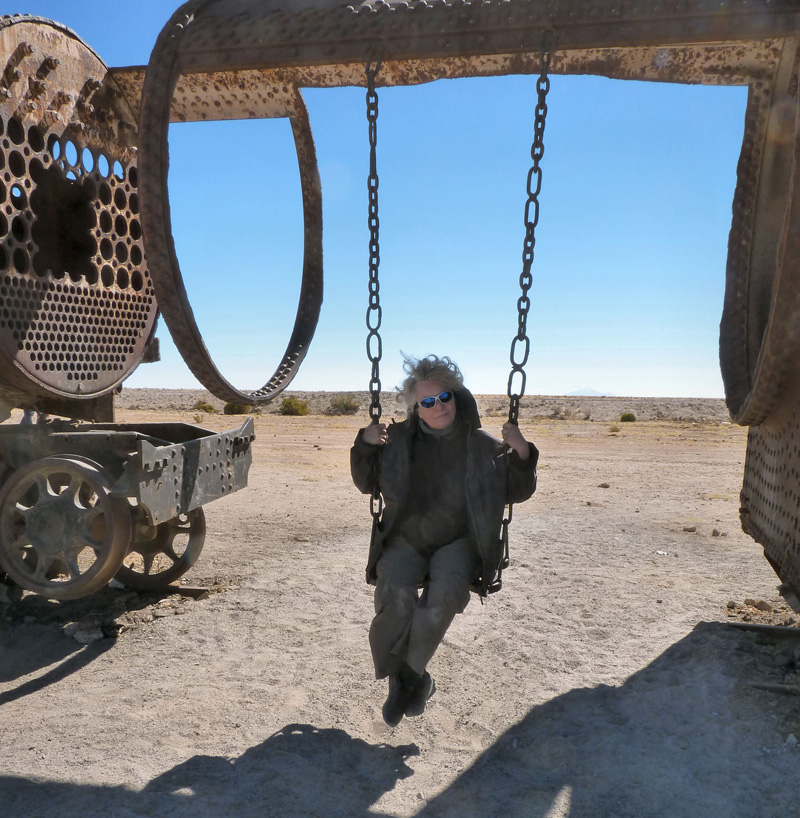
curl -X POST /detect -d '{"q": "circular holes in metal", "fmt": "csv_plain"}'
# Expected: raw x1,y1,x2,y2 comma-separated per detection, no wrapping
7,117,24,146
48,133,61,160
64,139,78,167
10,184,26,209
28,125,44,154
8,150,25,178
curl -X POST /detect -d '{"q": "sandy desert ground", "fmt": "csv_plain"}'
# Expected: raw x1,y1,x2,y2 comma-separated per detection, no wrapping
1,390,799,818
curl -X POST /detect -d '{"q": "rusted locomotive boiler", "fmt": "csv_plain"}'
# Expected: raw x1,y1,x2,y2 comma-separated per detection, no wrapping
0,14,255,600
3,1,800,606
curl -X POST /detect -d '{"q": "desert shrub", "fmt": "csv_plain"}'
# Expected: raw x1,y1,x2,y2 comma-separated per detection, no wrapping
620,412,636,423
223,402,252,415
192,401,217,414
279,396,309,416
609,424,621,433
327,394,360,416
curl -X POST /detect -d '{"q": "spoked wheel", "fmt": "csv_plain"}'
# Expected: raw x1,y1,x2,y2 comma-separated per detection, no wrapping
115,507,206,591
0,457,131,600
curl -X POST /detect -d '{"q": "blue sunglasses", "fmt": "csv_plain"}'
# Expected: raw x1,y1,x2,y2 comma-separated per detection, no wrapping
418,390,454,409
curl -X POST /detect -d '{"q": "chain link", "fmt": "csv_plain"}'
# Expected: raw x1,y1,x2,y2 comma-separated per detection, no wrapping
366,59,382,427
508,37,552,425
365,59,384,525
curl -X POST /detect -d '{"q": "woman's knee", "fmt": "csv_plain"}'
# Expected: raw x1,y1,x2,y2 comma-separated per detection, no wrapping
374,579,419,616
424,575,472,614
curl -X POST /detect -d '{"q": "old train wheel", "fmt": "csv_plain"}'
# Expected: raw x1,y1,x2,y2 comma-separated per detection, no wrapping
0,456,130,600
115,507,205,591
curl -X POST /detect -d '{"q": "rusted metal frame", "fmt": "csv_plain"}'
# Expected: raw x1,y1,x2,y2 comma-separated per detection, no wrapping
172,0,800,74
138,5,323,405
721,37,800,425
112,41,778,128
0,415,255,527
128,416,254,525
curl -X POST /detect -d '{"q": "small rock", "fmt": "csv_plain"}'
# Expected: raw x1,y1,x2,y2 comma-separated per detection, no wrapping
727,600,736,609
754,600,773,612
683,526,697,533
73,627,105,645
598,483,610,489
712,529,721,537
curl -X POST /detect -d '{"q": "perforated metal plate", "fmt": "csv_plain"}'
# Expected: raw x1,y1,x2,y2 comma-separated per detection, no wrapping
0,16,157,403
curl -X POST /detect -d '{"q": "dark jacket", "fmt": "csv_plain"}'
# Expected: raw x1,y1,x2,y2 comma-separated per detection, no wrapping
350,388,538,595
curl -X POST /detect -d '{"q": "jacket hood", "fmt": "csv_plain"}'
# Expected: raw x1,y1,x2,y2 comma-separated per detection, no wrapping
454,386,482,430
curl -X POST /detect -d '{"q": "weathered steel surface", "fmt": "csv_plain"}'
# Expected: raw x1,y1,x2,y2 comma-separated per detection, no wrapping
139,8,323,405
0,416,255,526
112,41,782,125
129,417,255,525
171,0,799,72
740,378,800,597
0,16,158,419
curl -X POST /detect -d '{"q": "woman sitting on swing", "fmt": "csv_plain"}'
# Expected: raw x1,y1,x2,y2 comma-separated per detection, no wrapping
350,354,538,727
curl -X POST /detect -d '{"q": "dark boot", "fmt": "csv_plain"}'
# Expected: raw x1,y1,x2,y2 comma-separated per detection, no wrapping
404,672,436,718
381,664,419,727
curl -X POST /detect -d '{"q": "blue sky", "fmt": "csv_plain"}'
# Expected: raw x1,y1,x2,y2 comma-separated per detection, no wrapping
19,2,747,398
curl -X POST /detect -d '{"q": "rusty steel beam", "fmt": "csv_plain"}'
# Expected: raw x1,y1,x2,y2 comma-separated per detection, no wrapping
112,40,781,124
171,0,800,74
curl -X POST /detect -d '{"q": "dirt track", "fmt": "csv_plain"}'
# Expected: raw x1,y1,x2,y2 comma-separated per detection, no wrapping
1,395,799,817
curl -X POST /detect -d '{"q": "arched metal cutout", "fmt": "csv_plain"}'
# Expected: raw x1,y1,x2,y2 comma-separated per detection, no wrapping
138,3,323,405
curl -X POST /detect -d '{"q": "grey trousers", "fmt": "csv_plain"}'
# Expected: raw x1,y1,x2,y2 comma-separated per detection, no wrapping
370,536,480,678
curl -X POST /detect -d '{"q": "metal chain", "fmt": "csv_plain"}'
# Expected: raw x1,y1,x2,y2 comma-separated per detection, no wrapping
494,33,554,595
365,58,383,525
366,59,382,430
507,36,552,425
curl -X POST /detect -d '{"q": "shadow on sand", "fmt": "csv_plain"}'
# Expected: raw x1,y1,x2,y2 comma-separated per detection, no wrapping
0,586,195,691
416,621,799,818
1,623,798,817
0,723,420,818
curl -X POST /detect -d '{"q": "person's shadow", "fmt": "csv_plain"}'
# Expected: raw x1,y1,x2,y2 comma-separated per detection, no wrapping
0,723,419,817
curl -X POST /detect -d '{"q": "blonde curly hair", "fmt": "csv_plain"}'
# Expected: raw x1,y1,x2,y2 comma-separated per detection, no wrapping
397,354,464,411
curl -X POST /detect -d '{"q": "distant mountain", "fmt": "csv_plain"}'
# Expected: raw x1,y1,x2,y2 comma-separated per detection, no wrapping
566,388,616,397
